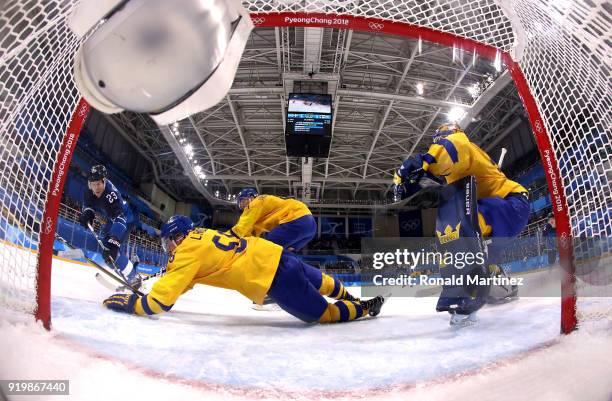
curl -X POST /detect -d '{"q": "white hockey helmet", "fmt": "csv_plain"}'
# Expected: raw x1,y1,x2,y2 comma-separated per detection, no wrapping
69,0,253,125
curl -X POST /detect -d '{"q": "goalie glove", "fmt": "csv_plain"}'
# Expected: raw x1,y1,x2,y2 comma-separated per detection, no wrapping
397,154,425,184
103,293,138,314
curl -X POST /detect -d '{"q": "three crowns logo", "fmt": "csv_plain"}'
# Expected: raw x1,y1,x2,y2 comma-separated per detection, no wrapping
436,223,460,244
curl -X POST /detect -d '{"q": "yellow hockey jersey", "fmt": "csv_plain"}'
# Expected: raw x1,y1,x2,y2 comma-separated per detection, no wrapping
133,228,283,316
231,195,312,238
423,130,526,199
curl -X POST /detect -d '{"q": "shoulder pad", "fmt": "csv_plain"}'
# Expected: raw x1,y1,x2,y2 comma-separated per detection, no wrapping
105,179,118,192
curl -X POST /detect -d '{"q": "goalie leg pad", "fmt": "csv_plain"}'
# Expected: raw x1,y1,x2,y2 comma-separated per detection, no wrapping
435,176,490,315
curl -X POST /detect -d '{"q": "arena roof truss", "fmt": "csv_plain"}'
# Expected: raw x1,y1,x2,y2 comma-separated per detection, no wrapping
109,26,525,207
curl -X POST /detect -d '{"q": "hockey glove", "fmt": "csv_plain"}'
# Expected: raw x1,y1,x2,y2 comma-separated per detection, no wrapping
103,293,138,314
397,154,425,184
102,236,121,266
79,209,95,228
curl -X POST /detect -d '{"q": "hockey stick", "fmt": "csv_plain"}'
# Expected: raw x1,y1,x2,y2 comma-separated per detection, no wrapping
497,147,508,168
58,246,85,259
141,267,166,282
101,267,166,294
86,223,126,278
383,176,444,210
86,223,146,294
55,234,144,296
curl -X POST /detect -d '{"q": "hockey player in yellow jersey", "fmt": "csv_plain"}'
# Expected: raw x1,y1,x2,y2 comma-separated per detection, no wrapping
393,123,529,325
393,123,529,238
103,215,385,323
231,188,317,252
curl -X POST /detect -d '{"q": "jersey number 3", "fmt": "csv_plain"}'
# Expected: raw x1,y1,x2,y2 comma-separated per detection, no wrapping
212,234,247,253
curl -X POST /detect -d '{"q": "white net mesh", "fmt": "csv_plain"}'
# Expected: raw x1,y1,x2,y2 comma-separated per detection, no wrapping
0,0,82,315
246,0,517,50
0,0,609,329
508,0,611,324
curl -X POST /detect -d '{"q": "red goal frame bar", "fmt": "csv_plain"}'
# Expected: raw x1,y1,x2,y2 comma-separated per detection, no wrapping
251,12,577,333
35,13,576,333
35,98,89,330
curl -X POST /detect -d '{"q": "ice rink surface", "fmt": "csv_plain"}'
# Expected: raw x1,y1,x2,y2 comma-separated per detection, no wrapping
1,256,611,401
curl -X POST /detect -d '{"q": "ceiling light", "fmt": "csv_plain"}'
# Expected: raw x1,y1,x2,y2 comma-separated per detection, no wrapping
447,106,466,122
493,50,502,72
416,82,424,95
468,83,479,97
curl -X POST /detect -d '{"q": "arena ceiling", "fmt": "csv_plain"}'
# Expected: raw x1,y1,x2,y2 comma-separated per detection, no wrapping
108,26,526,208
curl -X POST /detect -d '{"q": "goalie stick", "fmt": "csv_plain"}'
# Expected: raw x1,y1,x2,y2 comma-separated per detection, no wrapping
55,234,144,296
382,175,443,210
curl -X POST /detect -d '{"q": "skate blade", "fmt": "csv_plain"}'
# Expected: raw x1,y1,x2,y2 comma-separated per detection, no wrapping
450,315,478,328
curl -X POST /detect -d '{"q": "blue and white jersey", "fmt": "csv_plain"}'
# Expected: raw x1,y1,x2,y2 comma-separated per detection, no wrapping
83,179,135,240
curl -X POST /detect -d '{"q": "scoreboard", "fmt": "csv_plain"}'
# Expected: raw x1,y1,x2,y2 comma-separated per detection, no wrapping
285,93,333,158
286,112,332,136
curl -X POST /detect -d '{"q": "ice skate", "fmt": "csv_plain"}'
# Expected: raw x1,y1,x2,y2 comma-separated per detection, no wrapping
449,311,479,327
360,295,386,317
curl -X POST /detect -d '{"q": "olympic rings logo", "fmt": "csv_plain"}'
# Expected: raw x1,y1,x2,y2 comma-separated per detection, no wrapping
252,17,265,25
559,232,569,249
534,119,543,133
368,22,384,30
401,220,420,231
78,103,88,117
44,217,53,235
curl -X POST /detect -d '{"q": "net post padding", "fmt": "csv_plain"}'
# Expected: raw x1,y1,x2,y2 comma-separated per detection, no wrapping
251,12,577,333
35,99,90,330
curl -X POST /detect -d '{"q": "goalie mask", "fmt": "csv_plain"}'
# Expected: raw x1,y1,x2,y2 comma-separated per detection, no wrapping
434,123,462,138
69,0,253,125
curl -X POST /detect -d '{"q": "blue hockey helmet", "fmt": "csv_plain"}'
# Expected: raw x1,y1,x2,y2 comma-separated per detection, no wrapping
160,215,194,252
236,187,258,208
88,164,107,182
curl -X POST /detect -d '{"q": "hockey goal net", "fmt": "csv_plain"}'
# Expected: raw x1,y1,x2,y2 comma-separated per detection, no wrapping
0,0,609,332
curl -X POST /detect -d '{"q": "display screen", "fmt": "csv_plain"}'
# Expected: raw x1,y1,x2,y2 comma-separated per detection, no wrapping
288,93,332,113
286,93,333,136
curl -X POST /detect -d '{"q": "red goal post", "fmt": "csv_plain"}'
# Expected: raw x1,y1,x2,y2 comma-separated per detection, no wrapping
0,0,609,333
